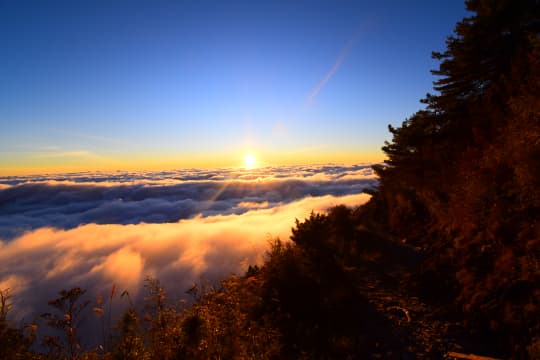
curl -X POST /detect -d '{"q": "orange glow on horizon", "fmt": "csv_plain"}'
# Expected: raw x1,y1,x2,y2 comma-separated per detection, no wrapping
0,149,384,176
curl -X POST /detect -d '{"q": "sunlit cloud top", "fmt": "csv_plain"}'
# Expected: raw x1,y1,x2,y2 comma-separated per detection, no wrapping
0,164,377,240
0,163,375,340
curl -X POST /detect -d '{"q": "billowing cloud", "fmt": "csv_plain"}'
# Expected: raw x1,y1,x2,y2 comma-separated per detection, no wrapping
0,193,370,340
0,164,376,346
0,164,377,239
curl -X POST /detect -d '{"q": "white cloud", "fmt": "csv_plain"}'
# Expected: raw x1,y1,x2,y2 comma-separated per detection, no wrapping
0,164,378,239
0,193,370,327
0,164,377,344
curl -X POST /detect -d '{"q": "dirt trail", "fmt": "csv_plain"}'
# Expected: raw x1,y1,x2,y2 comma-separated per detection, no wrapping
351,266,458,358
346,247,501,359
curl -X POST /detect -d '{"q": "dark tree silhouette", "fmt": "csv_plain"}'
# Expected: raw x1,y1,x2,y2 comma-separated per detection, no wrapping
371,0,540,355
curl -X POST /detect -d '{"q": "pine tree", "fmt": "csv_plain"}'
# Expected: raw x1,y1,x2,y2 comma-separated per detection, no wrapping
371,0,540,354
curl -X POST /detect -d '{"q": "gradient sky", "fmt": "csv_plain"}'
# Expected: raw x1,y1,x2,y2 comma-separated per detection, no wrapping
0,0,469,175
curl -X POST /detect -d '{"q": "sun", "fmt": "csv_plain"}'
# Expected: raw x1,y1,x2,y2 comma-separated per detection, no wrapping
243,154,257,169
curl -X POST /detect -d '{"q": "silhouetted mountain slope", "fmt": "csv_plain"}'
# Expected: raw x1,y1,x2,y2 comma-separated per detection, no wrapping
367,0,540,356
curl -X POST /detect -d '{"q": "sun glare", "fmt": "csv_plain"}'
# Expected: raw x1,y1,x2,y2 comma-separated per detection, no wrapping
244,154,257,169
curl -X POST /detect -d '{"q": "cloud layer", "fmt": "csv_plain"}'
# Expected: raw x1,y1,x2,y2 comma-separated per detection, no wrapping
0,164,377,239
0,164,375,344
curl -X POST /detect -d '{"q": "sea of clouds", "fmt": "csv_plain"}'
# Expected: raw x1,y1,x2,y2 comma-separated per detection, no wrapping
0,164,376,344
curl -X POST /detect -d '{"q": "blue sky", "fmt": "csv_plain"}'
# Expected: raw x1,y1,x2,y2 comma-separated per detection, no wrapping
0,0,469,174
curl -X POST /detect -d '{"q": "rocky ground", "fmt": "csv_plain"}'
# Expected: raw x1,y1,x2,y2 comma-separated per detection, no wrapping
344,238,504,360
